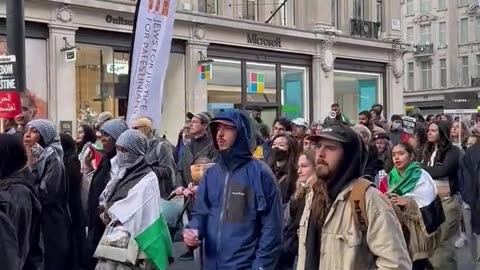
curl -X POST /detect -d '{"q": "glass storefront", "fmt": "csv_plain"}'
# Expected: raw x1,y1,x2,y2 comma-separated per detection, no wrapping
76,44,130,119
75,44,186,139
333,70,383,123
207,57,309,124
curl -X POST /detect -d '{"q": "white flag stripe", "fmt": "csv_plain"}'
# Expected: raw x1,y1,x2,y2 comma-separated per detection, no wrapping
402,170,437,208
127,0,177,128
109,171,162,236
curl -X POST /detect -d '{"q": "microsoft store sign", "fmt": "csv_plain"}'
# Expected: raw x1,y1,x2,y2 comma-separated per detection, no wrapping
106,63,129,75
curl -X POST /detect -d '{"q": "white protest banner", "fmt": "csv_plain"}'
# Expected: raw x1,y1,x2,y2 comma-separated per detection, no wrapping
127,0,177,128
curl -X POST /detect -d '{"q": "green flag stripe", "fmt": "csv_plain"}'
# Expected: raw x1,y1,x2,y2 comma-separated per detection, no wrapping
135,215,173,270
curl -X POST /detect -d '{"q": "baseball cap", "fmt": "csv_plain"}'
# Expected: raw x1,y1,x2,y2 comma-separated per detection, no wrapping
292,118,309,128
187,112,212,124
316,124,349,143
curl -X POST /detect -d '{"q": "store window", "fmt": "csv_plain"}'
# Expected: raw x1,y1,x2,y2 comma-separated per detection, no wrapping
76,45,128,119
207,59,242,114
0,36,48,118
281,65,307,120
206,57,309,123
334,70,383,123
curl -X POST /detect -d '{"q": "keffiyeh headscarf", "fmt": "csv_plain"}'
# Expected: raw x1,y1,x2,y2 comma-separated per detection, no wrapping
26,119,58,146
100,119,128,141
115,129,147,169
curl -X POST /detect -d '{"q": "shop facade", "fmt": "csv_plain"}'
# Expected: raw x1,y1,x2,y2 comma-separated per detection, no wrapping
0,0,404,141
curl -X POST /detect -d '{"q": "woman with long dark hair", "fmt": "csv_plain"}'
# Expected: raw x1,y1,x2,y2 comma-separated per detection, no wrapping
421,121,462,270
76,124,99,216
268,134,299,204
407,122,428,162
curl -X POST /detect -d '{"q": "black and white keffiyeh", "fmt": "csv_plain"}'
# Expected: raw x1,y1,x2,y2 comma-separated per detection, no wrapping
100,119,128,141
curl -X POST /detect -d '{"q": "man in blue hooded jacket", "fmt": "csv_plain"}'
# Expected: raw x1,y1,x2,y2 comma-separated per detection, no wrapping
183,109,283,270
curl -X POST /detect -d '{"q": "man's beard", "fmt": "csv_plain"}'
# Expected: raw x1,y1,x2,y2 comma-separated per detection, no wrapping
316,163,332,180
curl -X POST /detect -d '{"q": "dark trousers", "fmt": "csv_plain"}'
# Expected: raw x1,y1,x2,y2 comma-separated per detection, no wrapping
412,259,433,270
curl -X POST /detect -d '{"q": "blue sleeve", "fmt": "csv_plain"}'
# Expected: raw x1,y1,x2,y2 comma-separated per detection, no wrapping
252,169,283,270
187,173,209,238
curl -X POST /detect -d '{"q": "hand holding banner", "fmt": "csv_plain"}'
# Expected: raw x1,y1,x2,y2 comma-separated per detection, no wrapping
126,0,177,128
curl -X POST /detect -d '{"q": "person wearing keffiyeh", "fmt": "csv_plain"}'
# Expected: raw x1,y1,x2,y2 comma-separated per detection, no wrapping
379,142,444,270
23,119,73,270
95,129,172,270
84,119,128,270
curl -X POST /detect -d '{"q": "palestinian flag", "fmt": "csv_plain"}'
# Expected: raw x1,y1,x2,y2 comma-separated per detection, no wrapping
109,171,173,269
379,169,445,234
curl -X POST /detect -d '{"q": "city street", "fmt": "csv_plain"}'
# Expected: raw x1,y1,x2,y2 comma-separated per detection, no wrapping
168,239,477,269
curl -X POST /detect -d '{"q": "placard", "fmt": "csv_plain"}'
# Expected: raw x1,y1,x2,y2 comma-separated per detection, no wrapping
0,55,16,91
0,91,21,118
402,115,416,135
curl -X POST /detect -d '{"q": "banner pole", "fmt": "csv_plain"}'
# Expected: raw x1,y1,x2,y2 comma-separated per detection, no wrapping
0,118,4,133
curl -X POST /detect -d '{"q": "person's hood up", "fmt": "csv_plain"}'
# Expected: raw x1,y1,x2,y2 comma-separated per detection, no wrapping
316,124,366,200
209,110,253,171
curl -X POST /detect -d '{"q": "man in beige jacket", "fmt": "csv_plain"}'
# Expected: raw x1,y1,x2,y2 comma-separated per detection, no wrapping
296,124,412,270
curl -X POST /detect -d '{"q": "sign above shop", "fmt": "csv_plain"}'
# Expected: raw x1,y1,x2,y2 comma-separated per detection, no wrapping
249,72,265,93
247,33,282,48
199,63,212,81
107,63,129,75
105,15,134,26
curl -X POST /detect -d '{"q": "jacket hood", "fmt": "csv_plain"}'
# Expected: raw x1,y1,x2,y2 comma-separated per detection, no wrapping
327,125,366,201
209,110,253,171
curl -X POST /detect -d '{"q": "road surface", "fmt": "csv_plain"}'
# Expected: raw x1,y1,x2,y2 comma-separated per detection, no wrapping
168,240,477,269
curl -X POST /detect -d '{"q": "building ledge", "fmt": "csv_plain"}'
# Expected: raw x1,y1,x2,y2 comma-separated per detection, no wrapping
404,87,480,96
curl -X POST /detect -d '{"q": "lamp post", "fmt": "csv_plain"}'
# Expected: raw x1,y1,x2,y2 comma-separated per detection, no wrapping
6,0,26,92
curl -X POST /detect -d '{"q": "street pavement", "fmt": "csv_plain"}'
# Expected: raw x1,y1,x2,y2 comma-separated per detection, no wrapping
168,239,478,270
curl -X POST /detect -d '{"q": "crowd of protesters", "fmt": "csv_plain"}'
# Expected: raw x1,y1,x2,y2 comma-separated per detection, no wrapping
1,93,480,270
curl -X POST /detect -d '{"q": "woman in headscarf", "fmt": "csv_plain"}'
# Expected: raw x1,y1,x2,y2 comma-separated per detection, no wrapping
60,133,85,270
0,134,42,270
23,119,72,270
421,121,462,270
84,119,128,270
95,129,172,270
268,134,299,204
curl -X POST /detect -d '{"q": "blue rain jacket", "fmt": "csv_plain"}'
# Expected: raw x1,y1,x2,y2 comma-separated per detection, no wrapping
188,110,283,270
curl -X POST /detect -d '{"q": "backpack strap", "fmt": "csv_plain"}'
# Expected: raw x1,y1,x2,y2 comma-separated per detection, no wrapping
348,178,374,233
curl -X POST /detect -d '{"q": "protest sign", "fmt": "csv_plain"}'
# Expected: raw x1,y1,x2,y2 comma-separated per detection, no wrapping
0,55,20,126
402,115,416,135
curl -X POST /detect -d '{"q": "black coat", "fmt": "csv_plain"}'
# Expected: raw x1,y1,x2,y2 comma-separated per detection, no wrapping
277,195,306,270
460,145,480,233
30,148,72,270
84,151,115,270
0,170,43,270
63,152,86,270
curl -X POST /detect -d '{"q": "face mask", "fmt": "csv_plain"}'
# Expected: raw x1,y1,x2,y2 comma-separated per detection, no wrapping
116,151,139,169
271,147,288,161
392,122,402,130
